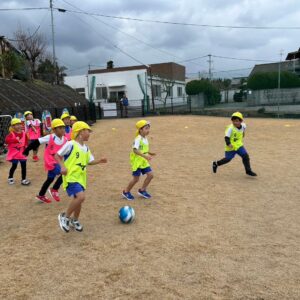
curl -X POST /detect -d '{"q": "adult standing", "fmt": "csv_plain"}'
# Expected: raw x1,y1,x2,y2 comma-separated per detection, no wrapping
120,94,129,118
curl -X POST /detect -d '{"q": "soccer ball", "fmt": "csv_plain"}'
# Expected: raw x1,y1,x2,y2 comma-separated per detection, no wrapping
119,206,135,224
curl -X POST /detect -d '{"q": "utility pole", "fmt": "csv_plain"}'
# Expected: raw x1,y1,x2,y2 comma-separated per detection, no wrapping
50,0,57,84
277,50,283,118
208,54,212,81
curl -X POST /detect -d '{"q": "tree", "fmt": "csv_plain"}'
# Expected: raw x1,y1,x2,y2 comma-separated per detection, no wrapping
14,28,46,79
159,78,175,107
0,51,23,79
37,57,67,84
186,79,221,105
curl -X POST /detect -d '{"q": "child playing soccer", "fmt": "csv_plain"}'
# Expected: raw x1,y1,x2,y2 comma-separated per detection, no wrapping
70,115,78,127
212,112,257,176
23,119,68,203
5,118,30,185
24,111,42,162
61,113,72,140
56,121,107,233
122,120,155,200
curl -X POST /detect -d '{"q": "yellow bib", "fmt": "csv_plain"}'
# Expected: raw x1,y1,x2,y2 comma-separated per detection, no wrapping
130,136,150,171
63,141,91,189
225,124,244,151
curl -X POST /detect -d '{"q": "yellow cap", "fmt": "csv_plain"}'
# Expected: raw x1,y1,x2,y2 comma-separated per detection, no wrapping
231,112,243,120
70,115,77,121
135,120,150,136
61,113,70,120
24,111,33,117
71,121,91,140
11,118,22,126
51,118,65,129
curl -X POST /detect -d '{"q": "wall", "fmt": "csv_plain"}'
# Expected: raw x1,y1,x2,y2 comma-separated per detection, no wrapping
248,88,300,106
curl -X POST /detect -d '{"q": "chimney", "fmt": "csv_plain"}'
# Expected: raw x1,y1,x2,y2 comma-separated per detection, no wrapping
107,60,114,69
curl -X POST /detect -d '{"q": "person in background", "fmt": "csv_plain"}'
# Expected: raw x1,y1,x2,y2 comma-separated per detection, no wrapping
120,94,129,118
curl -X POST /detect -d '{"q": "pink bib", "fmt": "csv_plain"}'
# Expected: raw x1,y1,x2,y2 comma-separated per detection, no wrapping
6,132,27,161
26,119,41,140
44,134,67,171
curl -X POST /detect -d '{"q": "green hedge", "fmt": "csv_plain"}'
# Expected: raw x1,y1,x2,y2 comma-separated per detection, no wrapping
248,71,300,90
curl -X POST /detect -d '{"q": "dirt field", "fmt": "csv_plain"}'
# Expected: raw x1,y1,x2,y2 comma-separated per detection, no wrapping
1,116,300,299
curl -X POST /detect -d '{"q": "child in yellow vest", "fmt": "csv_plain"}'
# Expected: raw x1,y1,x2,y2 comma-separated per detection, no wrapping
212,112,257,176
122,120,155,200
55,121,107,233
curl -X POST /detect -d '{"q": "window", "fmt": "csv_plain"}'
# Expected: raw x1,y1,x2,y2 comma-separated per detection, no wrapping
153,85,161,98
177,86,183,97
167,86,173,97
75,88,85,95
96,87,108,99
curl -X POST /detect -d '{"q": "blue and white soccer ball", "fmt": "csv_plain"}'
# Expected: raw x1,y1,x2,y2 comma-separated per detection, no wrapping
119,206,135,224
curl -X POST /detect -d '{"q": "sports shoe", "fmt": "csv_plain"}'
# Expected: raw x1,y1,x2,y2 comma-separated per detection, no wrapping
33,155,39,162
138,189,151,199
58,213,70,233
70,219,83,232
8,178,14,185
212,161,218,173
48,188,61,202
21,179,31,185
246,170,257,177
35,195,52,204
122,190,135,201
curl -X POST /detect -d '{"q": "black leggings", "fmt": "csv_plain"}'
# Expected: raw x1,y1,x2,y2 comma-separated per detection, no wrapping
8,161,27,180
39,175,63,196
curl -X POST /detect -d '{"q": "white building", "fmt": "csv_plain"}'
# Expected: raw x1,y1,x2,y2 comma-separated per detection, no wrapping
65,62,186,107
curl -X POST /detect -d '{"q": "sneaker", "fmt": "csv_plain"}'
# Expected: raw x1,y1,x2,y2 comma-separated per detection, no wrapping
21,179,31,185
212,161,218,173
246,170,257,177
70,219,83,232
122,190,135,201
48,188,61,202
138,189,151,199
33,155,39,162
8,178,14,185
58,213,70,233
35,195,52,204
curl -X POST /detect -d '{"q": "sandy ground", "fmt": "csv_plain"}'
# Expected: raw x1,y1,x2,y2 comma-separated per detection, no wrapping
1,115,300,300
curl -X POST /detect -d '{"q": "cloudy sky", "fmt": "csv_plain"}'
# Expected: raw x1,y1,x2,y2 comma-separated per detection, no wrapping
1,0,300,78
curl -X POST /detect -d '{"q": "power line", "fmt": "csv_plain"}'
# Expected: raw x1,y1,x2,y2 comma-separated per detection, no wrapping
0,7,49,11
53,7,300,30
211,55,275,62
5,25,41,42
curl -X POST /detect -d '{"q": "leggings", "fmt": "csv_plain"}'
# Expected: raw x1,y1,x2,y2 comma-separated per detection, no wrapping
8,160,27,180
39,175,63,196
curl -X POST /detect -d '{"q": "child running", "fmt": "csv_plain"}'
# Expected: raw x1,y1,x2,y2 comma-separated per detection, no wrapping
122,120,155,200
23,119,67,203
5,118,31,185
56,121,107,233
24,111,42,162
212,112,257,176
61,113,72,140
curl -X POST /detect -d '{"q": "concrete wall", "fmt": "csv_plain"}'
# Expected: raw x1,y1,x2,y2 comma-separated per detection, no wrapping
248,88,300,106
190,94,205,109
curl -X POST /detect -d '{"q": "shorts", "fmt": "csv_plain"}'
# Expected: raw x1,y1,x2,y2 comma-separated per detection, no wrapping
29,140,39,151
225,146,248,160
11,159,26,164
66,182,85,197
48,164,61,179
132,166,152,177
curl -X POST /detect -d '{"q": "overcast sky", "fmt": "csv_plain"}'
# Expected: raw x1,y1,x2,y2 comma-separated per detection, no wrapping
1,0,300,78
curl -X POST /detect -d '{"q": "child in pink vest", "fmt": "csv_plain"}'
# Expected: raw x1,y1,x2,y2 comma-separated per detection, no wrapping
5,118,30,185
61,113,72,141
23,119,67,203
24,111,42,162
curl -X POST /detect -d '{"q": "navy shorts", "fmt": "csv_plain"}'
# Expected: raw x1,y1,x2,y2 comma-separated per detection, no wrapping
225,146,248,160
48,164,61,179
11,159,26,164
66,182,85,197
132,166,152,177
